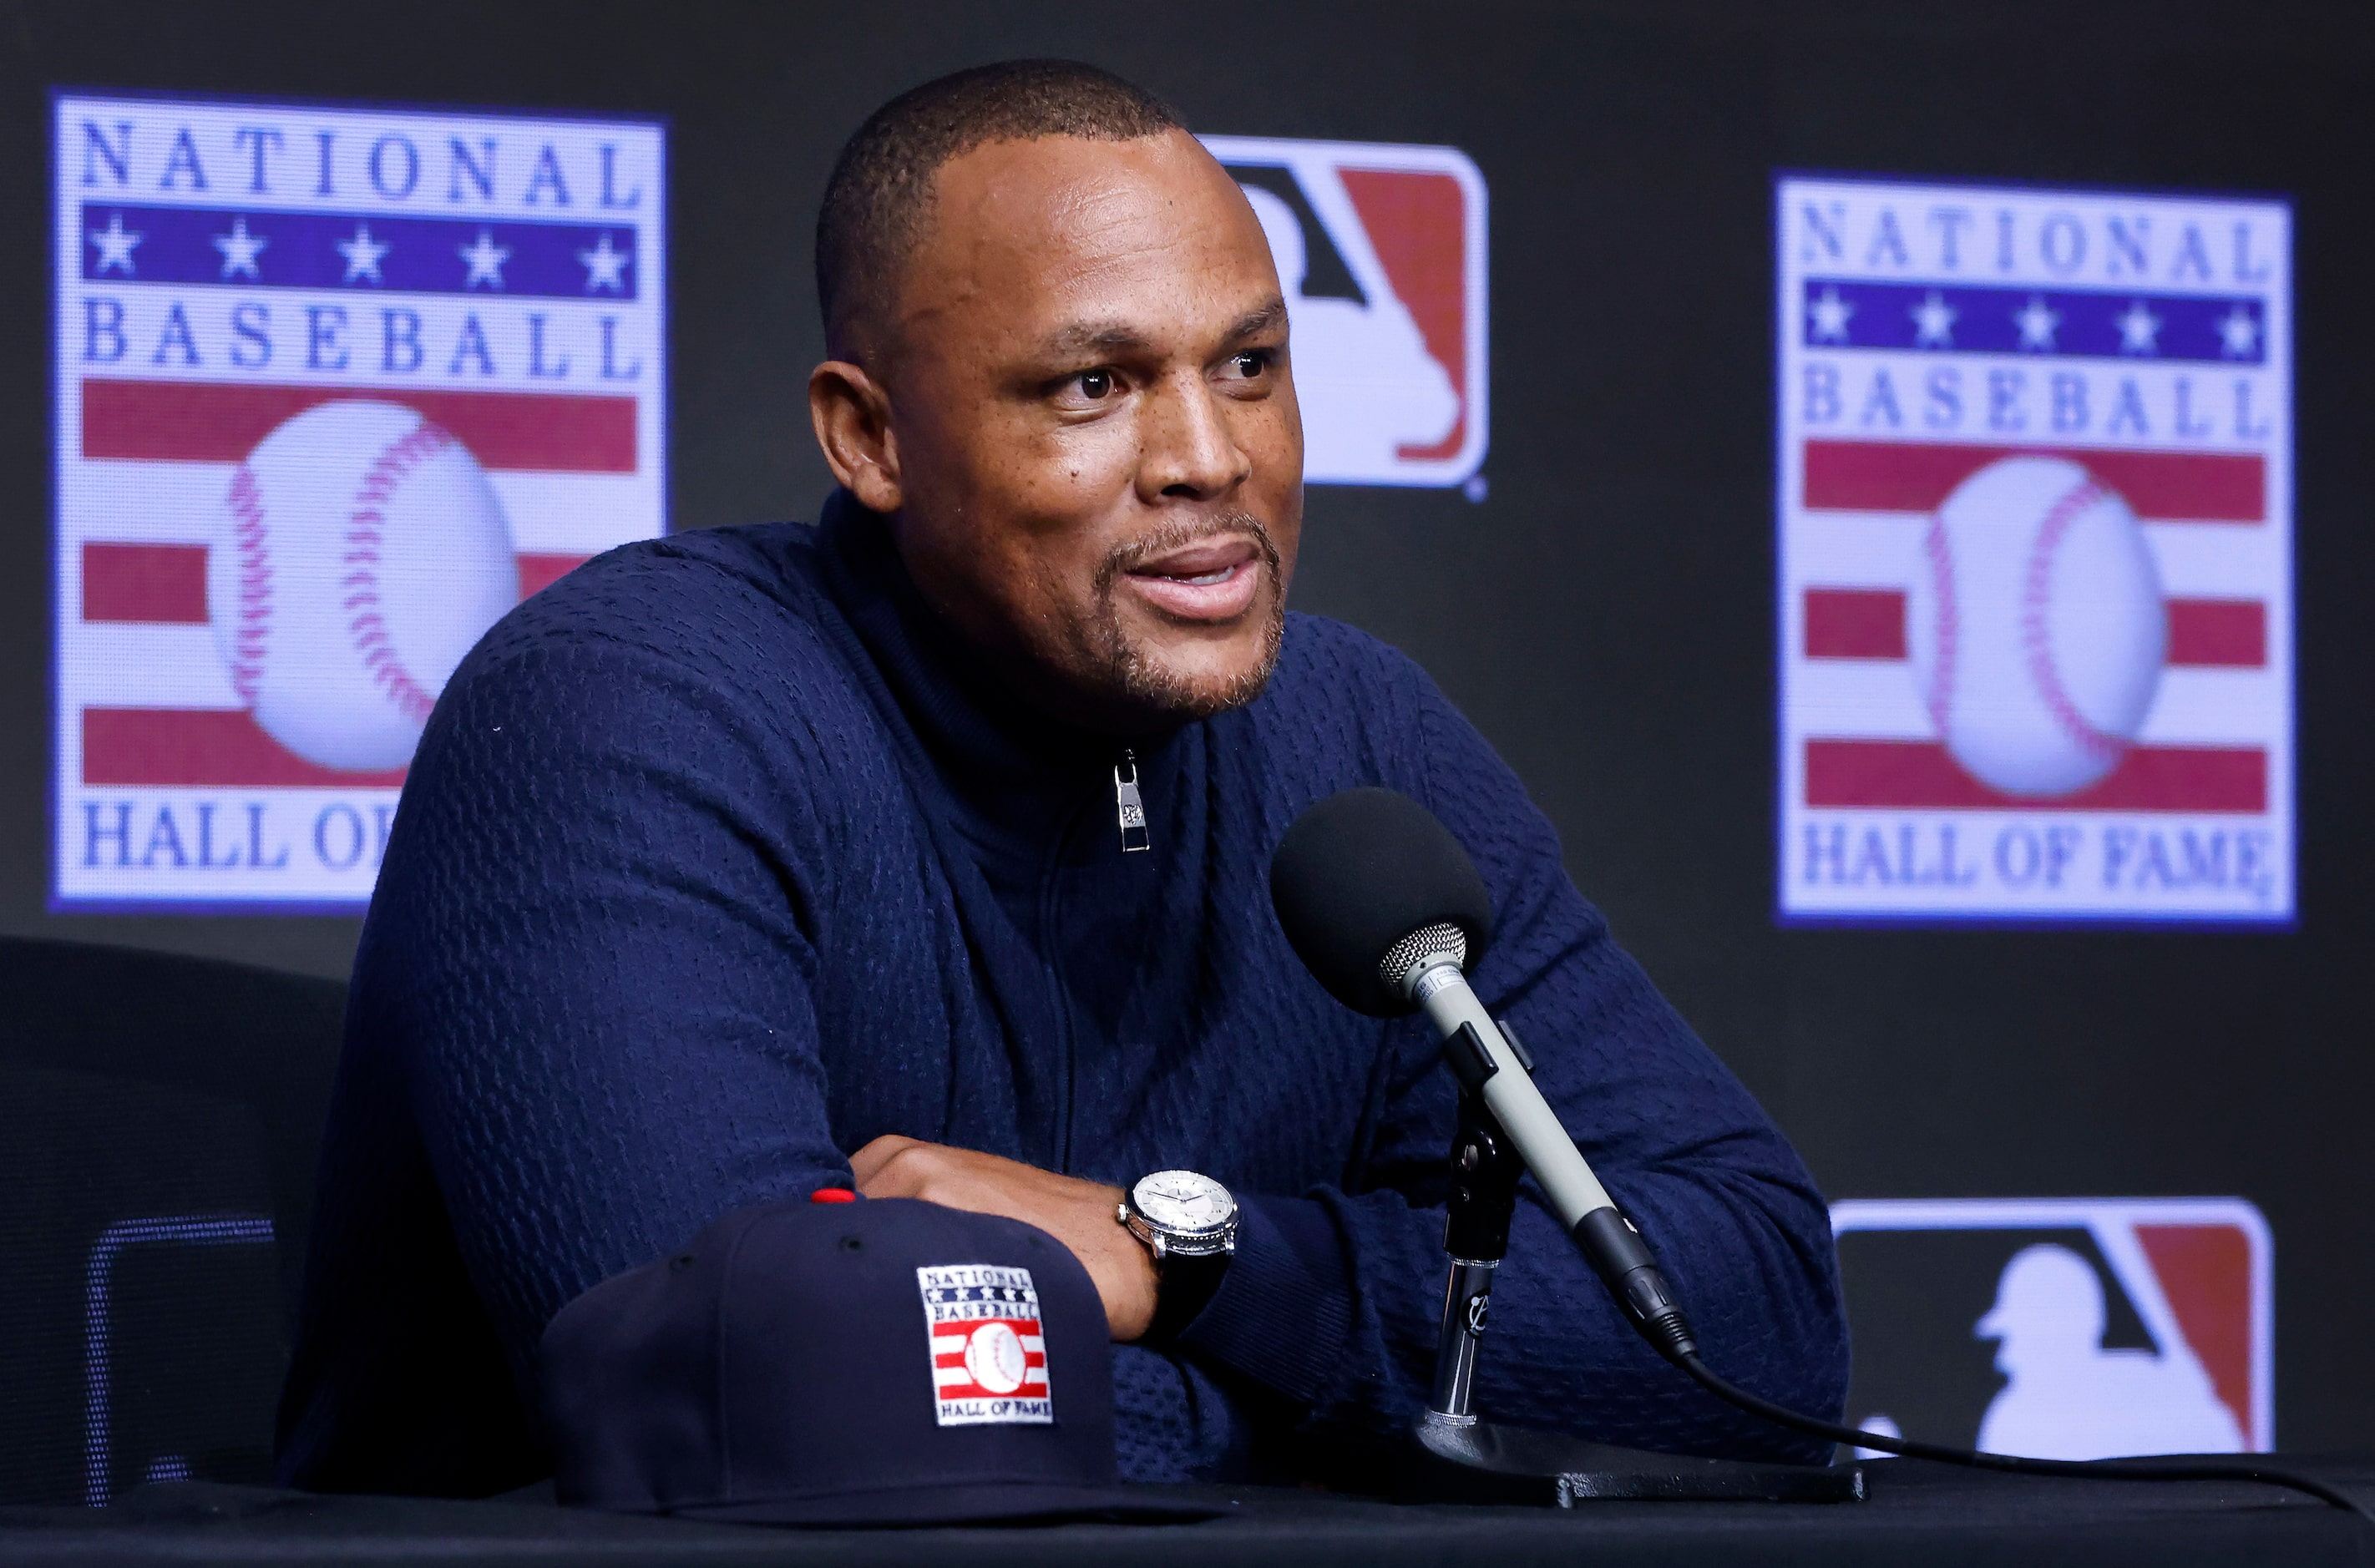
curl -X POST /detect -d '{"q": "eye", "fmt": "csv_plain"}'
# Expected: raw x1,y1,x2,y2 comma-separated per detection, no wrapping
1075,368,1116,400
1219,348,1275,382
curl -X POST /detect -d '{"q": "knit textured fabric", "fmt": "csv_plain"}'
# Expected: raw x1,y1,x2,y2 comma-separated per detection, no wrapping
276,490,1849,1495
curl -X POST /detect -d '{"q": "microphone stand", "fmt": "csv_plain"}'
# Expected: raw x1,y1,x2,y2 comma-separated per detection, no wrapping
1400,1070,1864,1507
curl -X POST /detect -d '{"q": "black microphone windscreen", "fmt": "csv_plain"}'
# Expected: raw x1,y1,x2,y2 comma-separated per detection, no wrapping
1269,787,1493,1018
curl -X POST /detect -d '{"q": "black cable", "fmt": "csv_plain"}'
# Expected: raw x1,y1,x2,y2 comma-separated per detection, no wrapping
1674,1348,2372,1524
1577,1215,2371,1523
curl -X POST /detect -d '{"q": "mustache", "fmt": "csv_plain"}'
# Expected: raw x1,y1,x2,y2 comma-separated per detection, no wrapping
1097,512,1282,587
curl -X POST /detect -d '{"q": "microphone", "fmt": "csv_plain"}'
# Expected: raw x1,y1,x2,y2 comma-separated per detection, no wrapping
1269,787,1697,1361
1268,789,2374,1523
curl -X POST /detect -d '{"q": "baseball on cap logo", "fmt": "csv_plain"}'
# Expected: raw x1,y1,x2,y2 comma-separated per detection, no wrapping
1203,135,1487,493
917,1265,1051,1427
1831,1197,2271,1459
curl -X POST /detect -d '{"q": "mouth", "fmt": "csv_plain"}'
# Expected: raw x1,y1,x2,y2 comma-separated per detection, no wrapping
1117,534,1264,623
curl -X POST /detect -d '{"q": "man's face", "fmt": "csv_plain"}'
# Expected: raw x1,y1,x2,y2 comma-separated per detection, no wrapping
863,130,1302,730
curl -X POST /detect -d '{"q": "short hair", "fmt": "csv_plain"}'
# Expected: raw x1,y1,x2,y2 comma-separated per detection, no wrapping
816,60,1187,361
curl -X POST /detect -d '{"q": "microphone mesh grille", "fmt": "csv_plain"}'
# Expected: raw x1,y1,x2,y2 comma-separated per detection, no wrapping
1378,922,1467,997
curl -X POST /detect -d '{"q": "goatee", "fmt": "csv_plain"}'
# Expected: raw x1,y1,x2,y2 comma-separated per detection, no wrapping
1087,513,1287,720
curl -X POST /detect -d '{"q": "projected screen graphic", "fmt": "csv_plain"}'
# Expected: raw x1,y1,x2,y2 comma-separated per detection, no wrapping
1204,135,1487,492
1833,1198,2271,1459
1775,175,2294,924
53,94,666,910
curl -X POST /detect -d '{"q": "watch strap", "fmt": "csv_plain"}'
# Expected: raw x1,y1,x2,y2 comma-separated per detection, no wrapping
1146,1247,1231,1345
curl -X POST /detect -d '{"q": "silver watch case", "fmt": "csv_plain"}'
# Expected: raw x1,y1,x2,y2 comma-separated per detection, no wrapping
1117,1170,1238,1260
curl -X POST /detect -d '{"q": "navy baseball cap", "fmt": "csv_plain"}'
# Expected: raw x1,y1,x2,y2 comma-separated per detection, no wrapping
539,1194,1218,1526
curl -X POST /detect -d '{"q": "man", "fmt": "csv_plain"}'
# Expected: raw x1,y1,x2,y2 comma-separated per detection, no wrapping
277,60,1847,1494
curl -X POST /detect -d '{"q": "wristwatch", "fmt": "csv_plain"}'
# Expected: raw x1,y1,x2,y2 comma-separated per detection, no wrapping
1118,1170,1238,1342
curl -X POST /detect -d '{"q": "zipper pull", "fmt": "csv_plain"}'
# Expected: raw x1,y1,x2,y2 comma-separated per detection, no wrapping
1114,750,1151,853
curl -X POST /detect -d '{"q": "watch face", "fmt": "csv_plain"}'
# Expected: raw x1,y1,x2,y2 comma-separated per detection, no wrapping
1133,1170,1233,1233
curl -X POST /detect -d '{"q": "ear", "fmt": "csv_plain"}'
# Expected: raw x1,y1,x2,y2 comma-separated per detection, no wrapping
808,359,903,513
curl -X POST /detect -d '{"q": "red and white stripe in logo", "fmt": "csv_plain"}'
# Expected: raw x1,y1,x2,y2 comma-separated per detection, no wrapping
917,1265,1051,1427
1795,440,2273,813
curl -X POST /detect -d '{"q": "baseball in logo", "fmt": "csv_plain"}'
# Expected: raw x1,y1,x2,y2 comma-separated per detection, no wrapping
1831,1198,2271,1459
53,95,666,908
1775,176,2292,923
917,1264,1052,1427
1202,136,1486,492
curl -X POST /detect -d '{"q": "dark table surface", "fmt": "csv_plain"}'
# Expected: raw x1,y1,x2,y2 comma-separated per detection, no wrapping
3,1458,2372,1567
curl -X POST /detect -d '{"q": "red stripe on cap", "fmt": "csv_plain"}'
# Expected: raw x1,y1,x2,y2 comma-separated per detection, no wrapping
809,1188,857,1204
1804,739,2266,812
1803,589,2266,669
82,378,637,473
1803,440,2263,522
81,707,406,787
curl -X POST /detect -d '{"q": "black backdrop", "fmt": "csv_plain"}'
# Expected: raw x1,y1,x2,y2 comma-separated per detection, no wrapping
3,0,2369,1448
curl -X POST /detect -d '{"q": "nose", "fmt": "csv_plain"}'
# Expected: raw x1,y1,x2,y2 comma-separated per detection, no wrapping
1137,370,1250,503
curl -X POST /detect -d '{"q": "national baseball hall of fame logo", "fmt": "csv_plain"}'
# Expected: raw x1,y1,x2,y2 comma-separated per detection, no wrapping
1203,136,1487,492
918,1264,1053,1428
1775,176,2292,924
1832,1198,2271,1459
52,94,666,908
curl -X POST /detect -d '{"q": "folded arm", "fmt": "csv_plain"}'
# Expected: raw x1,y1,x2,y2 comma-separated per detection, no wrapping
367,631,856,1383
1173,668,1851,1464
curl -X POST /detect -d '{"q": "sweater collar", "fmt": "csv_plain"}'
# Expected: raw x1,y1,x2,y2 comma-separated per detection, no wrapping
812,488,1175,843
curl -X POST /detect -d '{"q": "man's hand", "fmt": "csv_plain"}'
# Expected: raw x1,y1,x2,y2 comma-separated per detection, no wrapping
850,1136,1159,1342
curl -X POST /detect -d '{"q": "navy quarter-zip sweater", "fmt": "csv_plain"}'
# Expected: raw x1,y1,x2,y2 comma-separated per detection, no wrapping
277,490,1849,1493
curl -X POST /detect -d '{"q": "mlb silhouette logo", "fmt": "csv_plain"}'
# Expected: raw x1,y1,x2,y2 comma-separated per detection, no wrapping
52,94,665,910
1831,1198,2271,1459
1203,136,1486,489
1775,175,2293,925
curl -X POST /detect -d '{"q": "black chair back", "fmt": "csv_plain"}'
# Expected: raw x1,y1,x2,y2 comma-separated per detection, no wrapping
0,938,342,1505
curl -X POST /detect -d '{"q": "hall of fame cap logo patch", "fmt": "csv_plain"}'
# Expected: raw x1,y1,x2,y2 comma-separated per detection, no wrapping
1775,175,2292,925
52,94,666,910
1203,136,1487,493
918,1264,1052,1427
1831,1198,2271,1459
